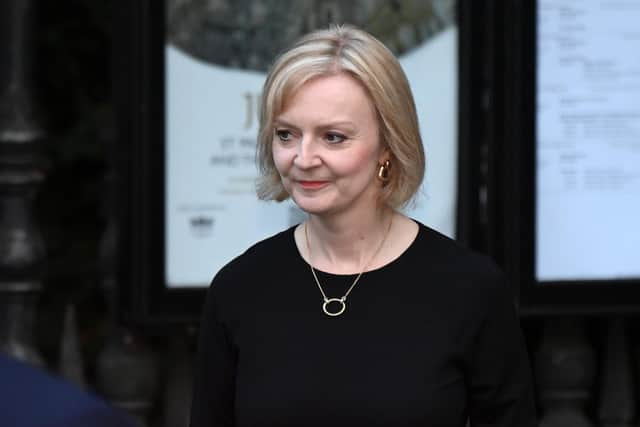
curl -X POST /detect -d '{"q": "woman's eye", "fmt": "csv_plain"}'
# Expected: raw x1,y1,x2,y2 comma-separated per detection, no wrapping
275,129,292,141
326,133,346,144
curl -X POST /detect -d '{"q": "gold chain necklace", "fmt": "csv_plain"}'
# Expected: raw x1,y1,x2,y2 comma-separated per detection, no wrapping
304,215,393,317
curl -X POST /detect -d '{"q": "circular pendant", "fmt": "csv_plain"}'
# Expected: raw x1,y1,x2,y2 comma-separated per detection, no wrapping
322,298,346,317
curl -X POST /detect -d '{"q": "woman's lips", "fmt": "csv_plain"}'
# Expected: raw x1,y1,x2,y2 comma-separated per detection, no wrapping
298,180,329,189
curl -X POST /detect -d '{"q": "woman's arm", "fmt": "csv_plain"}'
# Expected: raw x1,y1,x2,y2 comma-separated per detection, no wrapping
190,282,237,427
467,276,537,427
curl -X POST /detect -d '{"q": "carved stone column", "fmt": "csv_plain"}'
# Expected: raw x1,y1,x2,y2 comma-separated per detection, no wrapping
163,331,194,427
58,303,86,386
96,330,158,425
96,144,158,424
0,0,46,366
598,317,635,427
535,318,596,427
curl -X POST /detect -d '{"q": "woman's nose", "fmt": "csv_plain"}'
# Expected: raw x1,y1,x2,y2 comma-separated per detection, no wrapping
293,137,320,169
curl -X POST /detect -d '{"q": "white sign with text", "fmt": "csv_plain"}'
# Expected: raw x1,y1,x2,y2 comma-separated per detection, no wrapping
166,28,458,287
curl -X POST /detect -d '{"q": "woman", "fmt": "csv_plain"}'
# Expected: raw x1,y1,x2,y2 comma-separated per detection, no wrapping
190,25,536,427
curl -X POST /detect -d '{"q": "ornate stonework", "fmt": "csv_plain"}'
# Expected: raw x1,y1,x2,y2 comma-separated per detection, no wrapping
167,0,455,71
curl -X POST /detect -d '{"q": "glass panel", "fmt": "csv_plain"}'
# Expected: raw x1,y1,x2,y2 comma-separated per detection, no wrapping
165,0,458,287
536,0,640,282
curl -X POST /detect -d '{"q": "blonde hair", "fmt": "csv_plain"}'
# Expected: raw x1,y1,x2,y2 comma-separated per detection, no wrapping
256,25,425,209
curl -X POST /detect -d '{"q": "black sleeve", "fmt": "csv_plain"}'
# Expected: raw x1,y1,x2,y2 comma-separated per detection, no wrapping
190,281,237,427
467,275,537,427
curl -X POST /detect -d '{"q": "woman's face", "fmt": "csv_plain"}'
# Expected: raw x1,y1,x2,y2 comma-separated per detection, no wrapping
272,73,386,218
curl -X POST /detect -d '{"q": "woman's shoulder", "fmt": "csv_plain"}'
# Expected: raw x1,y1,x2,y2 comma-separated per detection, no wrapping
411,220,507,290
209,225,298,289
407,221,514,318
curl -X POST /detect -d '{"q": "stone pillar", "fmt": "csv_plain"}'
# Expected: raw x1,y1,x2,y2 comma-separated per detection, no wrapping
0,0,46,366
95,133,158,424
535,317,596,427
598,317,635,427
96,330,158,426
58,303,86,386
163,331,194,427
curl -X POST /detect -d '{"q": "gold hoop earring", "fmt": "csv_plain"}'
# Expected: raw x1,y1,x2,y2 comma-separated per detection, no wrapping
377,160,391,183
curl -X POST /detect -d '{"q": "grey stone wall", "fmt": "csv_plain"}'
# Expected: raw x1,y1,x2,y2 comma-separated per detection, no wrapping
167,0,456,71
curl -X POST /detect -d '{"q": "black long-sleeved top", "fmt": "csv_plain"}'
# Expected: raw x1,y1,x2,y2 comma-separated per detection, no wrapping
190,222,537,426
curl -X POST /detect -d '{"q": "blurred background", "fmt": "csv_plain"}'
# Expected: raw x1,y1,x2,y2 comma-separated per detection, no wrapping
1,1,639,426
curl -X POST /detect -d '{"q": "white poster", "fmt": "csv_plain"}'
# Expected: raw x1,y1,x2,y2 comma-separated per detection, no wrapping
536,0,640,281
166,11,458,288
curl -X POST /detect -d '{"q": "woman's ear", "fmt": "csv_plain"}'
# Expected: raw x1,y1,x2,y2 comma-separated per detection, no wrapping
378,144,391,163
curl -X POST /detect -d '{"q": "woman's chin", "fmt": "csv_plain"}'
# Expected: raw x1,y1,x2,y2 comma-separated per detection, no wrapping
290,194,335,216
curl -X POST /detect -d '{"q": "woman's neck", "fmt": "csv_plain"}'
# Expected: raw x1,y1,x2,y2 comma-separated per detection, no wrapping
305,207,395,274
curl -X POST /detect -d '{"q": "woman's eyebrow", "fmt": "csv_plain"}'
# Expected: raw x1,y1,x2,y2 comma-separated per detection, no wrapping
318,121,357,130
273,118,296,128
274,118,357,131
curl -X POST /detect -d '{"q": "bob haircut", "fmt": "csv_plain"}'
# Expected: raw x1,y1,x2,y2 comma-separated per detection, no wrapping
256,24,425,209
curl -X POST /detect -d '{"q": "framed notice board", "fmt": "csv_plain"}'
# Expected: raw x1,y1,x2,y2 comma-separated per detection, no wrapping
479,0,640,315
116,0,467,325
